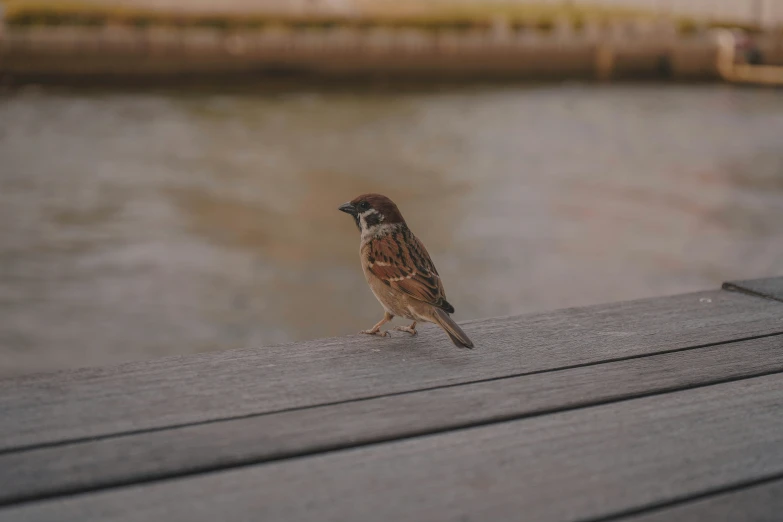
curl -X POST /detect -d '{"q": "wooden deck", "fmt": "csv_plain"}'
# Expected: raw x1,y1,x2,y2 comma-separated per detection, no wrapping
0,276,782,521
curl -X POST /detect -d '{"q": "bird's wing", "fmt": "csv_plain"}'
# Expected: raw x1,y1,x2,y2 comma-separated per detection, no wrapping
365,227,453,313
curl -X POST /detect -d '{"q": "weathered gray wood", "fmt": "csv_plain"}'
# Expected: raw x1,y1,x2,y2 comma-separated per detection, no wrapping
0,290,781,452
1,335,781,506
724,276,783,303
2,374,782,522
621,480,783,522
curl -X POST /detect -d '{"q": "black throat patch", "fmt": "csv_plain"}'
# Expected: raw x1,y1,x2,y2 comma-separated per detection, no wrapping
363,211,383,228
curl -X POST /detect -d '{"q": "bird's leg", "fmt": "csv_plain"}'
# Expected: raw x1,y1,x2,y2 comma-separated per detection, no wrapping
360,312,393,337
394,321,418,336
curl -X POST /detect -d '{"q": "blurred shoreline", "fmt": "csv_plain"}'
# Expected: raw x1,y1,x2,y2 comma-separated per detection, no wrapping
2,24,783,87
2,2,783,86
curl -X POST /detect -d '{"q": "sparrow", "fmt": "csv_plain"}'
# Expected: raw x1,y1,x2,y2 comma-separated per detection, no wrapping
338,193,474,349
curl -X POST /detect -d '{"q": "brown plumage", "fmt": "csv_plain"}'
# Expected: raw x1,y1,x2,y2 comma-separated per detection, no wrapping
338,193,474,349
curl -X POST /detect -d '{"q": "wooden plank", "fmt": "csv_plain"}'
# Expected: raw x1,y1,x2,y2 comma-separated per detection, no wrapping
620,479,783,522
0,335,781,507
0,290,782,452
2,374,782,522
724,276,783,303
3,334,783,506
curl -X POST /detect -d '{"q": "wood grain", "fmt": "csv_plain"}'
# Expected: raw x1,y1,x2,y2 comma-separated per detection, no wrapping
724,276,783,303
0,290,781,452
0,291,783,450
620,480,783,522
2,335,781,506
2,374,782,522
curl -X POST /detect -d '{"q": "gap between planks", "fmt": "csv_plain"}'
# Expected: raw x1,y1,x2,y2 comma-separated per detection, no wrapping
1,334,782,508
2,373,782,522
2,328,782,457
607,477,783,522
588,474,783,522
3,288,781,454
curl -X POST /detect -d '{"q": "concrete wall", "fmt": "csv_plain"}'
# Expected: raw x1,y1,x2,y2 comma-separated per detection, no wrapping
0,23,733,82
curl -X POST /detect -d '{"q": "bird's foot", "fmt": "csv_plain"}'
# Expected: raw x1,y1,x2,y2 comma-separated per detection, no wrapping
394,325,417,336
360,329,390,337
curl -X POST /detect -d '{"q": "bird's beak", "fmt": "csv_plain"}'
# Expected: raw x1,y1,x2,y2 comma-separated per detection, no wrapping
338,202,357,216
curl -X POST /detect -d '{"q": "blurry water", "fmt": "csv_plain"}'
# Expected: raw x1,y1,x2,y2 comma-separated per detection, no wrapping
1,84,782,376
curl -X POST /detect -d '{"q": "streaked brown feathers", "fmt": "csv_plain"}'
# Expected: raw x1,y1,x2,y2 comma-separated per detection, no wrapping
363,225,454,314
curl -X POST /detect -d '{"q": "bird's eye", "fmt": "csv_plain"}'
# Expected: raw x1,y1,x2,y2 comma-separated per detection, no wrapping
358,201,370,211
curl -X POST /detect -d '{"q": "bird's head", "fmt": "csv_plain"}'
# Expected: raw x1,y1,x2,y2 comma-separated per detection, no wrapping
338,193,405,233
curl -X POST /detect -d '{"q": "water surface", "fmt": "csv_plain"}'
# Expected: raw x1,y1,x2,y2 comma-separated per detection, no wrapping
1,84,782,375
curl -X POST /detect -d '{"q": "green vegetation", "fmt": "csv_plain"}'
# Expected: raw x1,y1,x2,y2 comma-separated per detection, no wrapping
1,1,767,33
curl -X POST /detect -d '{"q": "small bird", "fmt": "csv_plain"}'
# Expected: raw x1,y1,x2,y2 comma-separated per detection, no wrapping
338,193,474,349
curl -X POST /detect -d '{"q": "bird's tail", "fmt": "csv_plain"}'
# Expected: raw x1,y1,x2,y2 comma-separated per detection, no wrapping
433,309,474,349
